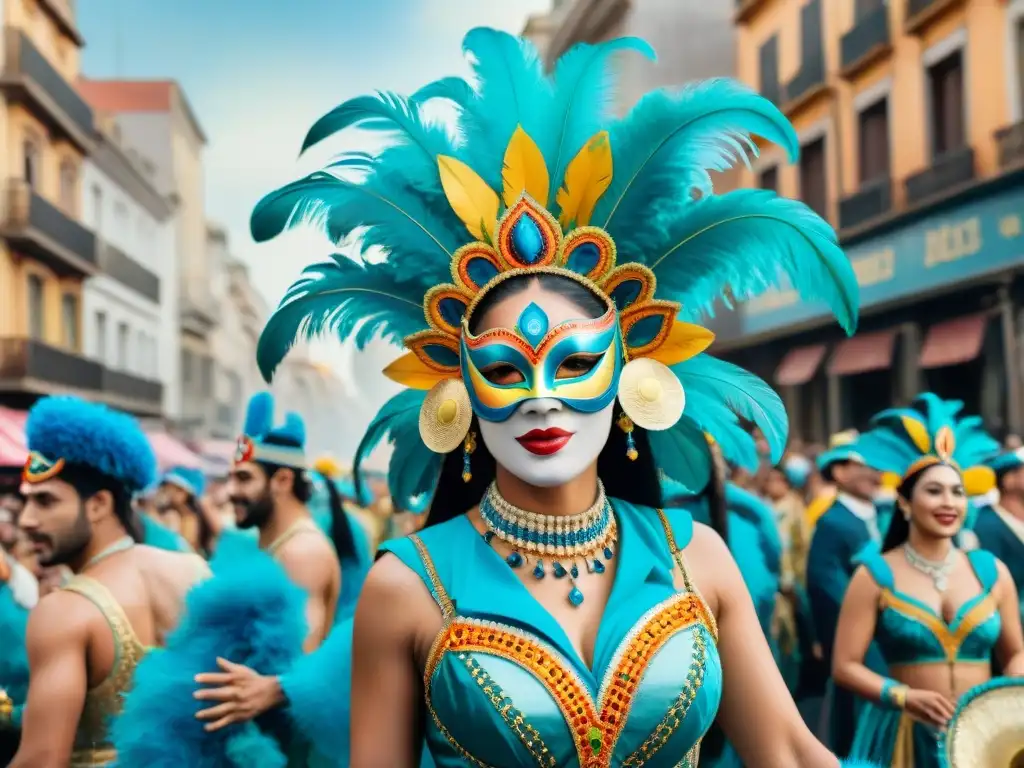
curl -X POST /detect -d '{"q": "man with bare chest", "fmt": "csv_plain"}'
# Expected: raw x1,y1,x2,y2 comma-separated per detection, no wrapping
1,396,208,768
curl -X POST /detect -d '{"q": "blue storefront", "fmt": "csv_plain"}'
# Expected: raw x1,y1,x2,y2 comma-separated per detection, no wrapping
715,175,1024,443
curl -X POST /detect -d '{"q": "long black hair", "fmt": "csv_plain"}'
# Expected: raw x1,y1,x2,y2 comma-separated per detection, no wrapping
315,470,358,561
426,272,664,526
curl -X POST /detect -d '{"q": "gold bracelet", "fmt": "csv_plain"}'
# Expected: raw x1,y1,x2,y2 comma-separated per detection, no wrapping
890,684,908,710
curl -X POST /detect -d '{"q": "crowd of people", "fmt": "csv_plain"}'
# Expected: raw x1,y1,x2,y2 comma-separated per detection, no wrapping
1,24,1023,768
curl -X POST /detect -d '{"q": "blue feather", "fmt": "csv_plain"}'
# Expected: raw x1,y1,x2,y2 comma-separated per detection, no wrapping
387,419,443,508
640,190,858,334
256,257,426,382
411,76,476,109
673,354,789,463
594,79,799,235
648,417,712,493
243,392,275,438
547,37,655,194
352,390,426,501
281,413,306,447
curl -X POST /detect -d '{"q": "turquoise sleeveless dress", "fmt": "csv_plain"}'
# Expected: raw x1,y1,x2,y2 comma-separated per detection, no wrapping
379,500,723,767
848,547,1002,766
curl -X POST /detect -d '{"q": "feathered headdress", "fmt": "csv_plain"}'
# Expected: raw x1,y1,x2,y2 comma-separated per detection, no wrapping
856,393,999,494
251,29,859,506
234,392,308,470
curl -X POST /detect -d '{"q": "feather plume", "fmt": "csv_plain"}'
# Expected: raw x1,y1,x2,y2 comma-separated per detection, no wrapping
256,257,427,382
386,418,443,508
547,37,655,191
640,190,858,334
437,155,500,242
673,354,788,463
244,392,275,438
412,76,476,108
593,79,799,240
282,413,306,447
648,417,713,493
352,390,428,502
502,126,550,207
556,131,612,229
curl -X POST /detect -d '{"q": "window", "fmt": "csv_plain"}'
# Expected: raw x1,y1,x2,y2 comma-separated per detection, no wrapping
858,99,891,183
61,293,78,349
928,50,965,157
182,349,194,386
22,136,40,189
95,311,107,362
117,322,129,369
854,0,887,22
800,0,824,61
1016,18,1024,116
799,137,828,218
91,184,103,232
27,274,44,339
59,160,77,213
759,36,780,104
759,166,779,192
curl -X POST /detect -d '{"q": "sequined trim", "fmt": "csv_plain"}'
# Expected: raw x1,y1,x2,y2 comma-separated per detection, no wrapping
880,590,998,661
457,652,558,766
69,746,117,767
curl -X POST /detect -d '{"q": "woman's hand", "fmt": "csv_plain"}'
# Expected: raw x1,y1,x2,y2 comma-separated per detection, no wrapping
193,657,285,731
904,688,955,728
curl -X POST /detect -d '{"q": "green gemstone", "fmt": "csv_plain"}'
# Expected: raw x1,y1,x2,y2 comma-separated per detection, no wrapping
587,726,602,754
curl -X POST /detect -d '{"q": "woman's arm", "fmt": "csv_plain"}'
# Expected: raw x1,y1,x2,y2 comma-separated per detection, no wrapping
688,525,838,768
993,559,1024,676
350,554,436,768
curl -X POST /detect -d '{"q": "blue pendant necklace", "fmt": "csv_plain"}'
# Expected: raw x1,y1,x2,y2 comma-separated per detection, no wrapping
479,480,616,607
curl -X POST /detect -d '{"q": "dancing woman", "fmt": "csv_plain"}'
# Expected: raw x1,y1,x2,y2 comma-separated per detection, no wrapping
834,394,1024,765
251,28,875,767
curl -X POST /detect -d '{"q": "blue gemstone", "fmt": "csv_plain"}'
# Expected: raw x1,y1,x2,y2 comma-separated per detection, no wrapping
484,531,495,544
510,214,545,264
516,302,550,348
604,547,614,559
553,562,567,578
532,560,545,579
568,587,584,607
507,552,524,568
593,559,606,574
570,564,579,579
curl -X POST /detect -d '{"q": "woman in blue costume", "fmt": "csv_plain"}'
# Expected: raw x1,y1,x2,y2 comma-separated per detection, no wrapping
248,27,881,767
832,393,1024,766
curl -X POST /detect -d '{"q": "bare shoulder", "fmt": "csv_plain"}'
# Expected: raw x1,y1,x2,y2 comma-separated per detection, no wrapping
682,523,738,616
354,553,440,650
276,530,340,589
27,589,92,648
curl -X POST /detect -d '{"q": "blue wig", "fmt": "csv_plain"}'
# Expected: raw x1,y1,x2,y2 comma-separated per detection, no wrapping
161,465,206,498
24,395,156,492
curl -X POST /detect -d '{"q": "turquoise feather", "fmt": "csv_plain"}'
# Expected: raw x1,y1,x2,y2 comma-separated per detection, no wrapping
672,354,789,464
648,416,712,493
411,76,476,108
639,190,858,334
256,257,426,381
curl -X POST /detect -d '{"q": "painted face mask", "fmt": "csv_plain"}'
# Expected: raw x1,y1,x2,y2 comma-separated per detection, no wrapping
460,300,623,423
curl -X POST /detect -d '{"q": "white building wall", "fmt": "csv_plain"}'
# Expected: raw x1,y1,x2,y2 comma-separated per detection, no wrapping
80,160,181,419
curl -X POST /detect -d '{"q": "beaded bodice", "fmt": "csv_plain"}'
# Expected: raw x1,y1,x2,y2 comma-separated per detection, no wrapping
61,575,146,767
380,500,722,768
858,547,1001,667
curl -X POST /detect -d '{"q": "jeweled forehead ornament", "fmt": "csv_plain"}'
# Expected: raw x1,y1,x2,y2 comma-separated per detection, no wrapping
377,127,716,453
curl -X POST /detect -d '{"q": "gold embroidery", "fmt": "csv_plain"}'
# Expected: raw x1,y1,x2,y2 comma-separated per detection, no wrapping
656,508,719,641
881,590,998,661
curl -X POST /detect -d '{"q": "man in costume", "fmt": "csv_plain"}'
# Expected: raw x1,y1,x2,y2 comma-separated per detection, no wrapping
976,448,1024,611
2,396,208,767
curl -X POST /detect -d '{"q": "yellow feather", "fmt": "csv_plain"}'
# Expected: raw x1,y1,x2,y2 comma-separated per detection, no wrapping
382,352,448,391
962,465,996,496
437,155,499,242
502,126,550,208
900,415,932,455
646,321,715,366
557,131,612,229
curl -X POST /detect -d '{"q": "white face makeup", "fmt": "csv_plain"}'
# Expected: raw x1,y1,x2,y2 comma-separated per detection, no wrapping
478,397,615,488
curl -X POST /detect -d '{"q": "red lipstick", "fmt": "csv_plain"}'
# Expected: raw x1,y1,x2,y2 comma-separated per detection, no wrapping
516,427,574,456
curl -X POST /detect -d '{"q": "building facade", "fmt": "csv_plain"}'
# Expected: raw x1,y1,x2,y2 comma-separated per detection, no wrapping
80,114,176,419
727,0,1024,441
0,0,110,409
76,78,216,436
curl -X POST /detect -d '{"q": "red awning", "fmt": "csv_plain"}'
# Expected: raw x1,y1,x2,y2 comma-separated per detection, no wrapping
827,329,897,376
919,314,989,369
146,431,204,471
775,344,828,386
0,407,27,467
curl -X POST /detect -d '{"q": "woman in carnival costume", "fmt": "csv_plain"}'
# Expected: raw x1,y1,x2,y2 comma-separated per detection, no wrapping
251,27,878,767
833,393,1024,766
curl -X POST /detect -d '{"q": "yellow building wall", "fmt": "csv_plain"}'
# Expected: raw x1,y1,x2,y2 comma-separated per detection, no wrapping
6,0,81,83
737,0,1016,227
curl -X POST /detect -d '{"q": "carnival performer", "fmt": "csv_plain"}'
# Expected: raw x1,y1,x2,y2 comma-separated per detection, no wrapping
805,430,858,531
2,396,208,767
974,448,1024,604
157,464,217,555
239,24,886,765
833,393,1024,766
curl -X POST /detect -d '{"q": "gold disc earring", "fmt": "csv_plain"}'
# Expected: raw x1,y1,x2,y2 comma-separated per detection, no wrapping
419,378,473,454
617,358,685,431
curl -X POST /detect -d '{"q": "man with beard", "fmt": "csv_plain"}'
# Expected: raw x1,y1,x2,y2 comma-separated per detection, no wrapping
2,396,207,767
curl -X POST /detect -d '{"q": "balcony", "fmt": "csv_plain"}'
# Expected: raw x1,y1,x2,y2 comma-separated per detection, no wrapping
840,6,892,79
97,240,160,303
1,179,97,276
180,294,218,338
904,147,975,207
0,28,93,151
37,0,84,46
0,338,163,415
995,121,1024,171
101,369,163,416
905,0,965,36
838,177,892,231
783,52,827,115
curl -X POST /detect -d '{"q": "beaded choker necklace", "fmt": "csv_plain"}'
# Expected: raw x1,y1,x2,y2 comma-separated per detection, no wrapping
479,480,616,607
